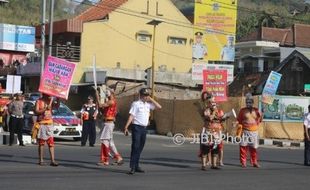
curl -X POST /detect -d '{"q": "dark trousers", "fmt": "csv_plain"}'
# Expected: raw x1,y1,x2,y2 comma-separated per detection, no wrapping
130,124,147,170
305,129,310,165
81,120,96,146
9,117,24,145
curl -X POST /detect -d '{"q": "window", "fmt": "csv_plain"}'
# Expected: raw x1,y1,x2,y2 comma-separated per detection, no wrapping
136,30,152,42
168,36,187,45
137,34,151,42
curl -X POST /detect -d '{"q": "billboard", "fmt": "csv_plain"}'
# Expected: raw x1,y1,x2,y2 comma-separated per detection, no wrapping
192,63,234,83
0,23,35,52
193,0,237,62
259,95,309,122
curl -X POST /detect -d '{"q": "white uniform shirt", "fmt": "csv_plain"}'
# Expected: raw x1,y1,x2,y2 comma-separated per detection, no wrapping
129,100,155,127
221,46,235,61
192,43,207,59
304,113,310,129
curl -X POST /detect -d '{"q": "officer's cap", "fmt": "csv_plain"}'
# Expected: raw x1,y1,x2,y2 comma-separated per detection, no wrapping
139,88,150,96
195,31,203,36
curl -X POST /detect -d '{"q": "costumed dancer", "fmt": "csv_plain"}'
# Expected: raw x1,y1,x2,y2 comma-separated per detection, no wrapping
237,93,262,168
200,92,225,170
97,89,123,166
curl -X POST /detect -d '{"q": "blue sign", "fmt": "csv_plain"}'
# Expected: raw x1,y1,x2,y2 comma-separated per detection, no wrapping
0,23,35,52
262,71,282,104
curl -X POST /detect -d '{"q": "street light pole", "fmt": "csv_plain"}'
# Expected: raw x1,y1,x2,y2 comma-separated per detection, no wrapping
147,20,162,98
48,0,54,56
41,0,46,75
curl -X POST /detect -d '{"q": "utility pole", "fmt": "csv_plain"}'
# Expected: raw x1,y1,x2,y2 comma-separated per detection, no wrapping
48,0,54,56
41,0,46,75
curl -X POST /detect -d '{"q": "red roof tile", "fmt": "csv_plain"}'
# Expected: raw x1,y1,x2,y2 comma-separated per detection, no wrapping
239,24,310,48
294,24,310,47
74,0,128,23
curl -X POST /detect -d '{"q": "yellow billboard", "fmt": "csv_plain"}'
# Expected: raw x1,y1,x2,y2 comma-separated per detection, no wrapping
193,0,237,62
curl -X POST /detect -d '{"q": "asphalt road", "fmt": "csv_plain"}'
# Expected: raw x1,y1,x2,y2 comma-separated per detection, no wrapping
0,133,309,190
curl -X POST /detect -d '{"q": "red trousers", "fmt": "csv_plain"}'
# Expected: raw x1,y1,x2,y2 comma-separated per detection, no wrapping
240,146,258,165
100,144,110,163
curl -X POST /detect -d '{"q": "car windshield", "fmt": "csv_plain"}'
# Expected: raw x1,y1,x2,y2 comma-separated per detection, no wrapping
52,103,74,117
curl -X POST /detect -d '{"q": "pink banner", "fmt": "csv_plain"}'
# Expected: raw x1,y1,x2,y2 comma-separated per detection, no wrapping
203,70,228,102
38,56,76,100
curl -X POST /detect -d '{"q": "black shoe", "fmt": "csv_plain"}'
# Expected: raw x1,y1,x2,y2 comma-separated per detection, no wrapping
89,144,95,147
211,166,221,170
81,144,86,147
135,167,145,173
127,169,135,175
304,163,310,166
19,144,25,146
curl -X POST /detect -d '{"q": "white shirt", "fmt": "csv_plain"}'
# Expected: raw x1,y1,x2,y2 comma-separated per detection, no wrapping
129,100,155,127
304,113,310,129
192,43,207,59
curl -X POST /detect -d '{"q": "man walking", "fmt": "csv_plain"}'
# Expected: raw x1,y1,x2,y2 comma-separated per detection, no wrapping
124,88,162,175
97,89,123,166
303,105,310,166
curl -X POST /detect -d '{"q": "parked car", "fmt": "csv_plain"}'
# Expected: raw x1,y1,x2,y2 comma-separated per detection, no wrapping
23,100,82,140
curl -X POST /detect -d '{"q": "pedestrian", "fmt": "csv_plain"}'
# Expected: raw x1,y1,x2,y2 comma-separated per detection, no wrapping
124,88,162,174
35,94,60,166
237,93,262,168
97,89,123,166
200,94,225,170
80,95,98,147
8,93,24,146
303,104,310,166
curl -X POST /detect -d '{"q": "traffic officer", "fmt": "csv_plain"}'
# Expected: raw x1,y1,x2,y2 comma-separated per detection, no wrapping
80,95,98,147
303,104,310,166
192,31,208,61
8,93,24,146
124,88,162,174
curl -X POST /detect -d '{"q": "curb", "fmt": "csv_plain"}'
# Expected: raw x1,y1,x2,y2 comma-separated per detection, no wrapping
259,139,304,148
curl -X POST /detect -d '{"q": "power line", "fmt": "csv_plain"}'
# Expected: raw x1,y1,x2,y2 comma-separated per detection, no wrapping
102,22,192,61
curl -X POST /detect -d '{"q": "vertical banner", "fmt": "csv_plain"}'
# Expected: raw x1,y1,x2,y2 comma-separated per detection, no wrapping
6,75,21,94
193,0,237,62
262,71,282,105
203,70,227,102
38,56,76,100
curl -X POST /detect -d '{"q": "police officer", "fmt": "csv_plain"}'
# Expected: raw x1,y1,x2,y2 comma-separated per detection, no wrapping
220,35,235,62
80,96,98,147
124,88,162,174
303,105,310,166
192,31,208,60
8,93,24,146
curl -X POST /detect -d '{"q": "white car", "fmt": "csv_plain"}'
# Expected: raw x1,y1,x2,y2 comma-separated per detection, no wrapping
23,100,82,141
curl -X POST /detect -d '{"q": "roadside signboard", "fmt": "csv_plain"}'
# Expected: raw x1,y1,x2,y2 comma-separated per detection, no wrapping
0,23,35,52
